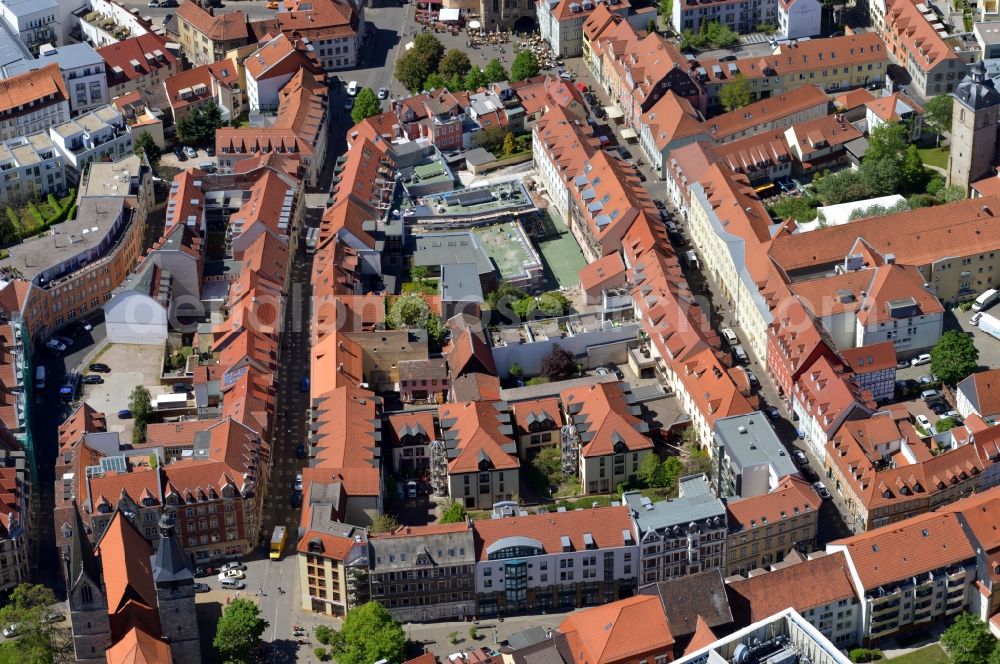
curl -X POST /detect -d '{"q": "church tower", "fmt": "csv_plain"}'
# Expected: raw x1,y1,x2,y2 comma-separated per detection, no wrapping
150,511,203,664
948,60,1000,192
65,505,111,664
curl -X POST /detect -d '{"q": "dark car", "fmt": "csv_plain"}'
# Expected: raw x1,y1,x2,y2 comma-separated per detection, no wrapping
193,583,210,593
89,363,111,373
82,375,104,385
205,145,215,157
720,55,738,61
173,146,187,162
160,0,178,6
653,199,666,210
172,382,193,393
296,442,307,459
299,376,310,393
117,409,132,419
194,566,215,578
603,364,624,380
290,492,302,508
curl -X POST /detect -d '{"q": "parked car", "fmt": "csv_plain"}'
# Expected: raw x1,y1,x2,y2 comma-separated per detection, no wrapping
41,610,64,624
82,375,104,385
792,449,808,466
218,569,245,581
896,360,911,369
765,406,780,421
745,370,759,387
220,578,246,590
407,480,418,498
378,87,389,99
193,583,210,593
291,492,302,508
921,389,942,402
90,363,111,373
347,80,359,95
147,0,159,6
220,562,246,573
296,442,307,459
2,623,21,638
596,366,611,376
173,146,187,162
812,481,832,500
604,364,624,379
194,566,215,578
911,353,932,367
919,374,935,384
299,376,310,392
721,328,738,345
972,312,983,326
45,338,66,353
294,473,303,491
653,199,666,210
915,414,933,431
172,382,193,393
183,146,198,159
205,145,215,157
160,0,178,6
344,97,354,110
117,409,132,419
929,401,950,415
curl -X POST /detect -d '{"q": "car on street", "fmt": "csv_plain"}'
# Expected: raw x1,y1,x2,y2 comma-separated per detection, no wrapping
117,409,132,419
147,0,159,6
911,353,932,367
218,569,245,581
972,312,983,326
896,360,911,369
378,87,389,99
916,414,933,431
193,583,210,593
89,363,111,373
344,97,354,110
347,80,359,95
82,375,104,385
2,623,21,638
160,0,177,6
291,492,302,508
812,481,832,500
194,566,215,578
921,389,943,402
45,338,66,353
220,578,246,590
745,370,759,387
173,146,187,162
294,473,303,491
407,480,417,498
720,328,738,346
653,199,666,210
41,610,64,624
299,376,310,392
296,442,307,459
792,449,808,466
183,146,198,159
220,562,246,572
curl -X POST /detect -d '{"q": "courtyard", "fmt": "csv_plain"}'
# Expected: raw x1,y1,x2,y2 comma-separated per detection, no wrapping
81,342,168,440
473,222,540,283
536,208,587,289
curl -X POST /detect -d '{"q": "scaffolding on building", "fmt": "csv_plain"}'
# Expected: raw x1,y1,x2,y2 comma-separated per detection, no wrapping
429,438,448,496
560,424,579,478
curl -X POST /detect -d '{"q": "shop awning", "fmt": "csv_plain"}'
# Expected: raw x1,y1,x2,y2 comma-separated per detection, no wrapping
604,105,624,119
439,7,460,21
620,128,637,139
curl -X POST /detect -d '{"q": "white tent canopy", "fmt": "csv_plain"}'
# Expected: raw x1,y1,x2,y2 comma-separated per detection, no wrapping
439,7,460,21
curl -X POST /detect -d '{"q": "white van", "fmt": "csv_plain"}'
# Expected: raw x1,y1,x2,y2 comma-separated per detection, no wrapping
34,366,45,391
973,288,999,312
684,250,700,270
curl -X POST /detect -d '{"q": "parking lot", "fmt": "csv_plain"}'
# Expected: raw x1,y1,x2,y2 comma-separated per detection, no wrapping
80,343,168,439
158,145,217,171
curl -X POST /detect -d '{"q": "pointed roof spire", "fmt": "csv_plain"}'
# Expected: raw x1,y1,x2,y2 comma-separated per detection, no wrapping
68,500,101,589
151,511,194,585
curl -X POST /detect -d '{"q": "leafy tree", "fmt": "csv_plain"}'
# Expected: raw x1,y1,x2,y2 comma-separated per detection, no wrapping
485,59,508,83
439,501,467,523
638,453,663,487
769,196,818,222
941,613,996,664
659,457,684,488
0,583,59,662
134,131,161,168
387,294,431,328
448,73,464,92
440,49,472,80
846,200,910,221
538,291,569,316
938,184,967,203
756,22,778,33
512,295,538,320
813,169,873,205
129,385,153,445
541,345,577,381
705,21,740,48
351,88,382,124
397,49,434,92
647,18,657,33
487,282,526,308
924,94,953,146
424,72,447,91
508,363,523,380
413,32,444,70
936,416,958,433
865,122,908,164
178,101,224,146
410,265,430,282
658,0,672,16
859,154,903,197
502,132,515,156
465,66,489,90
532,445,563,484
337,602,406,664
424,314,446,352
902,144,928,192
931,330,979,385
370,513,400,534
214,598,268,664
511,50,540,81
469,626,479,640
720,74,752,111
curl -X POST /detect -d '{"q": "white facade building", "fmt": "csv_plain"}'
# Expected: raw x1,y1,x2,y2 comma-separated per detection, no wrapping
49,106,131,174
0,0,58,54
33,43,108,116
778,0,822,40
0,132,66,207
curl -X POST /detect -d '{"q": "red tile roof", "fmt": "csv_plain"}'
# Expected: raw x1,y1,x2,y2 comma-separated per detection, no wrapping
958,368,1000,419
176,1,249,41
473,505,633,560
559,595,673,664
560,382,654,457
98,34,177,86
840,341,897,375
95,512,160,636
579,252,626,293
296,528,356,558
0,63,67,114
511,398,562,436
439,401,519,473
727,476,819,529
707,86,829,142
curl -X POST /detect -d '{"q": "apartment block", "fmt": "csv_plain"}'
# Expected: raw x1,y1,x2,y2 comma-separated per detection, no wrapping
274,0,365,71
0,0,57,54
539,0,631,58
713,413,799,498
438,400,519,510
97,34,178,99
0,132,66,208
32,43,108,116
839,343,896,404
625,475,728,585
0,449,30,592
0,63,69,142
298,524,369,617
49,105,131,176
176,1,251,66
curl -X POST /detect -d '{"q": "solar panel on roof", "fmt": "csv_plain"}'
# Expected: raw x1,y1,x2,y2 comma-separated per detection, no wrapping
222,365,249,388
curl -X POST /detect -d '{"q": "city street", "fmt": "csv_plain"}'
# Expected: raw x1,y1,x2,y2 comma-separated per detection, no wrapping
116,0,276,25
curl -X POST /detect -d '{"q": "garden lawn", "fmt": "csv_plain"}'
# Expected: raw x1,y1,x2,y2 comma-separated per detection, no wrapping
888,644,949,664
917,147,949,170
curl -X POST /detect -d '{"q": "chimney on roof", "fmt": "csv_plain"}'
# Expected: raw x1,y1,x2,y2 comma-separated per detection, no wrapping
983,205,994,216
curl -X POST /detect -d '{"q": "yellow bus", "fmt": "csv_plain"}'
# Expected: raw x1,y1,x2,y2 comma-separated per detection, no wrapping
269,526,286,560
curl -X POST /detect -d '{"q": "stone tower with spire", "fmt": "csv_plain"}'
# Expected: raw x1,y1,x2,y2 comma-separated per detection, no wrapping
150,511,202,664
65,504,112,664
948,60,1000,192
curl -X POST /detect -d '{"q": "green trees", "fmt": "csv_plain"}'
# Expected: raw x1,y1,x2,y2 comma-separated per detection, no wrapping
846,200,911,221
129,385,153,445
439,501,467,523
541,345,577,381
508,363,523,381
769,196,818,222
413,32,445,67
387,293,431,328
720,74,752,111
370,513,401,534
398,48,435,92
538,291,570,316
464,66,489,90
351,88,382,124
0,583,61,663
502,132,515,156
177,101,224,146
336,602,406,664
511,50,540,81
935,416,958,433
485,59,508,83
439,49,472,79
931,330,980,385
924,94,953,145
214,598,268,664
941,613,999,664
134,131,161,168
680,21,740,50
658,0,672,17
